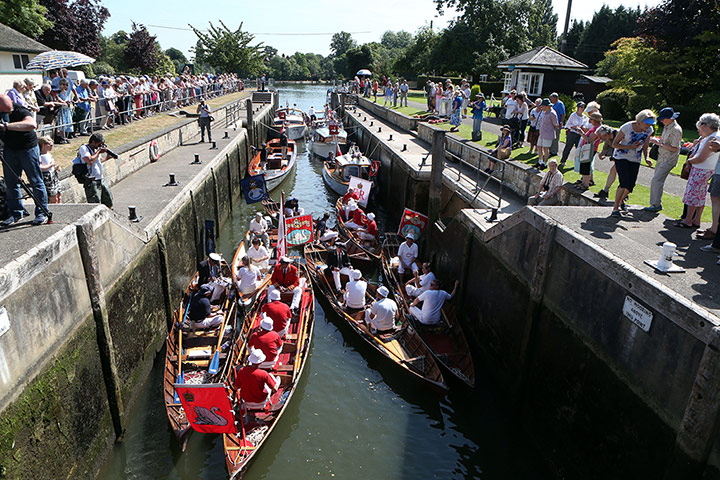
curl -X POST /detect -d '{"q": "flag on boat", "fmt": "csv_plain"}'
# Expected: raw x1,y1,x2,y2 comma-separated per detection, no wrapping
348,176,373,207
285,214,314,246
277,192,287,258
398,208,429,239
240,174,268,204
174,383,237,434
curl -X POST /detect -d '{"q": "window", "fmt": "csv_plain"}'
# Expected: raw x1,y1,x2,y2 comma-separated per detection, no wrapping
477,74,488,82
12,54,29,69
518,72,544,96
503,72,513,93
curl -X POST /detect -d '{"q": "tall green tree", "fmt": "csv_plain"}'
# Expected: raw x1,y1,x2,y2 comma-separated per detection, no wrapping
123,22,162,74
190,21,264,75
381,31,413,50
527,0,557,48
573,5,642,68
330,31,356,57
394,26,438,76
562,20,586,58
0,0,53,39
39,0,110,57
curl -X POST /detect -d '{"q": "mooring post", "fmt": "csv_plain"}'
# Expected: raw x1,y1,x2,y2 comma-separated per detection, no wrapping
666,326,720,479
76,220,125,440
246,98,254,147
156,231,174,330
429,129,445,226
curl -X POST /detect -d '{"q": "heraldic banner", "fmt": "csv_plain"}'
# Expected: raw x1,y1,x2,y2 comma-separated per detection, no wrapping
397,208,429,239
174,383,237,434
240,174,268,204
348,176,373,207
285,214,314,246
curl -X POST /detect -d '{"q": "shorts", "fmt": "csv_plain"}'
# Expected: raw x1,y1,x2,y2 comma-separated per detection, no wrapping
537,137,553,148
614,158,641,192
709,174,720,197
579,160,593,175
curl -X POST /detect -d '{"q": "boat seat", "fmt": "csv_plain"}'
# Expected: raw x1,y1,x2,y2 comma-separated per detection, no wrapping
168,353,227,362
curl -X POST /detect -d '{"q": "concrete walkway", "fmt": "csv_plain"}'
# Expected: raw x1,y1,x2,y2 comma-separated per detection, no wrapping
404,96,694,202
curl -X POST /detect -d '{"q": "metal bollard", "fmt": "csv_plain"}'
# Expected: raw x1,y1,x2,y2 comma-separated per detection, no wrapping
378,127,382,133
166,173,179,186
128,206,143,223
370,121,374,127
402,144,407,152
211,141,217,149
224,131,229,139
389,134,393,141
191,154,202,164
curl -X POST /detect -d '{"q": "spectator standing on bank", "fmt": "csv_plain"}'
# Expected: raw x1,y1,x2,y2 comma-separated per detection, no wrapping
434,83,443,115
470,93,486,141
535,98,559,170
644,107,683,213
593,126,620,200
6,80,27,107
75,79,92,136
610,110,655,218
503,89,517,125
527,98,542,155
38,136,61,204
560,102,587,167
197,99,212,143
449,89,463,133
549,93,565,157
22,79,40,120
399,80,409,107
35,83,58,136
75,132,113,209
0,93,49,226
513,92,529,147
678,114,719,230
462,81,471,118
56,79,74,143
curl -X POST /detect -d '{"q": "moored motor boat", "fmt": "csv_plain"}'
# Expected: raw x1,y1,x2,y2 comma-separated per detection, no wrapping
381,233,475,388
272,107,307,140
163,261,237,449
248,138,297,193
223,265,314,479
321,149,373,196
309,125,348,159
304,242,447,393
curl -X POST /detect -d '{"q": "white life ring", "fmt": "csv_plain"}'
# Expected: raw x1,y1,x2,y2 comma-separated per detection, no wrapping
149,140,160,163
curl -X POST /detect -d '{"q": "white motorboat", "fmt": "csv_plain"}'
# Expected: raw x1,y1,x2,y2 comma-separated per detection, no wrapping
309,125,348,159
273,107,307,140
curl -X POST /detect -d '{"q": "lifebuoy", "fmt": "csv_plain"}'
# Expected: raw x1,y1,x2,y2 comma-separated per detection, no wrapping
369,160,380,177
149,140,160,162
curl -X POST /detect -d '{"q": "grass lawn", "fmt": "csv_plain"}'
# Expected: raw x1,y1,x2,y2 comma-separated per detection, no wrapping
52,91,250,169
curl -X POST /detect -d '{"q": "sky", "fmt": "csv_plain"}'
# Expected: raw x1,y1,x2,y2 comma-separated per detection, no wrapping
101,0,661,59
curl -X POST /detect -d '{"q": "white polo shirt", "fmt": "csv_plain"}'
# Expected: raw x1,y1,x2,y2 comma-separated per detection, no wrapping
236,265,260,294
250,217,267,234
344,279,367,308
397,242,418,266
418,271,436,293
370,298,398,330
416,289,451,325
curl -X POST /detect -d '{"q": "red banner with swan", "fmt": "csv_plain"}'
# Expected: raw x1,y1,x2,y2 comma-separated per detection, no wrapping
174,383,237,434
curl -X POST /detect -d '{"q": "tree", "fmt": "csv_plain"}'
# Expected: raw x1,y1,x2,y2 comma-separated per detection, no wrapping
166,47,188,73
98,31,128,72
572,5,641,69
394,26,438,75
123,22,162,74
527,0,557,48
0,0,53,39
381,31,413,50
39,0,110,57
344,45,375,79
190,21,265,75
562,20,586,58
330,31,356,57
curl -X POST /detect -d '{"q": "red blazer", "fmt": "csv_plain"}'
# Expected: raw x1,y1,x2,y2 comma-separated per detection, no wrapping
271,263,299,289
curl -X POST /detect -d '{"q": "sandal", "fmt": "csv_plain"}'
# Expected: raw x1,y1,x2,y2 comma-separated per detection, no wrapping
698,231,716,240
674,222,693,229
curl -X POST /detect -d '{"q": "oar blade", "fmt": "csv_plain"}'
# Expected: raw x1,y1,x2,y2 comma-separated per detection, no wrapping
208,351,220,375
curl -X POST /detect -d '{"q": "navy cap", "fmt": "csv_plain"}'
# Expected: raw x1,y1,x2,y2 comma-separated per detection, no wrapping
657,107,680,121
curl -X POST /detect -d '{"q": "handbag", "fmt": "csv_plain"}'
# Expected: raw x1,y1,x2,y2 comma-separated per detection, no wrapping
649,143,659,160
681,161,692,180
497,146,511,160
575,143,593,164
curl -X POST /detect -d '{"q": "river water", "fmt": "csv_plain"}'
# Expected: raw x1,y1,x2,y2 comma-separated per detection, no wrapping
98,84,550,480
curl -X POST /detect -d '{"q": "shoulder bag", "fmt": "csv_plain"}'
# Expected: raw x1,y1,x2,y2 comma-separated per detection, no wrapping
575,142,593,164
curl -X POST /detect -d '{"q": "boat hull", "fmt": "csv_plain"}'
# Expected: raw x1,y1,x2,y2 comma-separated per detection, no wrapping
322,164,348,195
309,140,338,159
286,124,307,140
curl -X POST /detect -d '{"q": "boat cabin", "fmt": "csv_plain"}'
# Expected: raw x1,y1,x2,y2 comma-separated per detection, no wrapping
334,154,371,181
313,126,347,145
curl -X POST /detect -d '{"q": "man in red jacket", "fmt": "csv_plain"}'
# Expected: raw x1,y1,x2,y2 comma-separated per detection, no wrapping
358,212,377,241
345,202,366,230
233,347,279,410
261,289,291,337
269,256,303,311
249,314,283,369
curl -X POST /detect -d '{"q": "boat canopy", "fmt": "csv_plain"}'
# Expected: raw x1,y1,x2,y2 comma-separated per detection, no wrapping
336,154,371,168
315,127,348,141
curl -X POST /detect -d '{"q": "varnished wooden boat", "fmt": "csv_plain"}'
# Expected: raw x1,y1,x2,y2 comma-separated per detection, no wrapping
248,138,297,193
381,233,475,388
304,242,447,393
334,197,381,262
223,265,314,479
231,229,278,305
271,107,307,140
321,150,372,195
163,261,237,448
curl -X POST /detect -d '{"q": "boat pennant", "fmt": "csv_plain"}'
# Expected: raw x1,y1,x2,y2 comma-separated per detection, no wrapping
398,208,429,240
174,383,238,434
347,176,372,207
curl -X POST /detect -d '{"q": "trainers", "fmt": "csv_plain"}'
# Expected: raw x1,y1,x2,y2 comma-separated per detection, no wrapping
700,245,720,253
643,205,662,212
620,202,628,211
610,210,621,218
0,216,19,227
32,214,48,226
594,190,608,199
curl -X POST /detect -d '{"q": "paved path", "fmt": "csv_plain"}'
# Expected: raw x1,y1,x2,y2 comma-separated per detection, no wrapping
404,97,694,203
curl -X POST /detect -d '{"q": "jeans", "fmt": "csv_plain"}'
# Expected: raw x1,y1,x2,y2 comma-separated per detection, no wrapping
84,178,113,208
472,117,483,140
199,117,212,141
650,158,678,207
3,146,48,218
400,92,408,107
77,107,91,134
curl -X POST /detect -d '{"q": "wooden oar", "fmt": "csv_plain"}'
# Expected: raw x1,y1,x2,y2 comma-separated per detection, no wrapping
209,295,233,375
174,298,191,404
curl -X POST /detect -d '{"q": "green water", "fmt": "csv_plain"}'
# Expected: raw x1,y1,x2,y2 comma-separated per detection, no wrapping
97,84,550,480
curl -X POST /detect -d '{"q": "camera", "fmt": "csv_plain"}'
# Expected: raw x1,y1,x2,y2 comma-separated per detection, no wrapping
101,143,119,159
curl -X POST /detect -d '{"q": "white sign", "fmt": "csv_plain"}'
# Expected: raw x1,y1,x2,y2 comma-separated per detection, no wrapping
0,307,9,338
623,296,653,332
348,176,373,207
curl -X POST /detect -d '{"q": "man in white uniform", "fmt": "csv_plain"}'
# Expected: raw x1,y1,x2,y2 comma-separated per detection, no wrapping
250,212,270,248
364,286,399,333
394,234,419,276
247,237,271,272
405,262,436,298
409,279,459,326
343,269,367,309
236,255,262,296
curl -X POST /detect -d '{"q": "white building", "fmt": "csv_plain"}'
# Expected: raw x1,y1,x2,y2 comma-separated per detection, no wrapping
0,23,50,93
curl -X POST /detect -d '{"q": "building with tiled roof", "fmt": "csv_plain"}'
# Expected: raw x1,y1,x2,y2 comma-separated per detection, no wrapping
0,23,51,92
497,46,589,97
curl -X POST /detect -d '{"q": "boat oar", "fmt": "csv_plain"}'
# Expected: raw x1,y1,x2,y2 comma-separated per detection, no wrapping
209,295,233,375
174,299,191,404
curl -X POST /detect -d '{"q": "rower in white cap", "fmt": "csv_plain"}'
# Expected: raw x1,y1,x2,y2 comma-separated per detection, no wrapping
248,314,283,369
394,233,419,278
345,202,366,230
232,347,280,411
364,285,399,334
343,269,367,310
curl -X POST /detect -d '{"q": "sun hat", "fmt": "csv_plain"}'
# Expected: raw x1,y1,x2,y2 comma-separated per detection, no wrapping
255,212,262,218
248,347,266,365
501,125,511,132
540,98,552,106
406,233,415,240
349,203,358,211
377,286,389,298
209,253,221,262
657,107,680,121
352,269,362,280
280,256,292,263
260,314,274,331
636,109,657,125
476,93,485,98
576,101,586,108
269,289,281,301
589,112,603,122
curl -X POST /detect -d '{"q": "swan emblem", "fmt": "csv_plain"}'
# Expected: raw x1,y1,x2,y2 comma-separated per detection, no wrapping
193,406,228,426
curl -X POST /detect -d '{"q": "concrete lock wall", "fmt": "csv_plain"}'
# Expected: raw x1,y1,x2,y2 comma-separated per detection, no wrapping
427,206,720,479
0,97,274,479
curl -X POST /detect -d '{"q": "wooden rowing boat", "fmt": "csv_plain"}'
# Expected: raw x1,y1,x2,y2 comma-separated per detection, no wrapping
231,229,277,306
248,138,297,193
304,242,447,393
223,265,314,479
334,197,381,262
163,261,238,449
381,233,475,388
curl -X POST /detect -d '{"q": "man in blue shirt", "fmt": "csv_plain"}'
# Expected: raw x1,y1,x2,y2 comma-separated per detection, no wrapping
75,80,92,135
470,93,486,141
549,92,565,157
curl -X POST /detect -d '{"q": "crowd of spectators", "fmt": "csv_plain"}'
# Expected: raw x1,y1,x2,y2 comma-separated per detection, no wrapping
5,68,243,145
